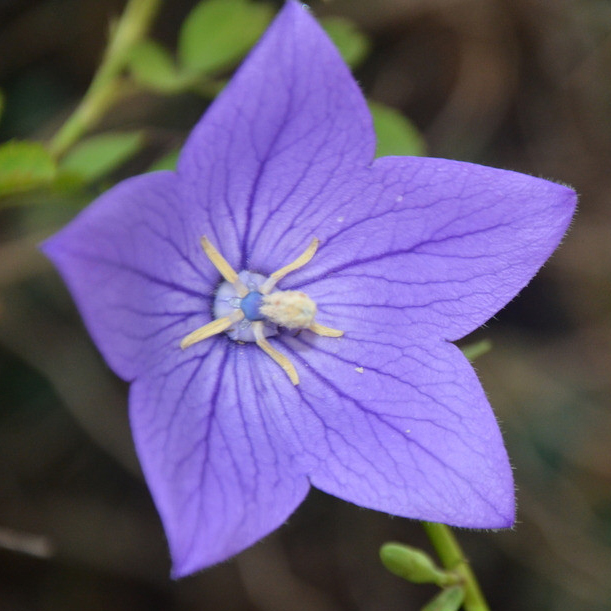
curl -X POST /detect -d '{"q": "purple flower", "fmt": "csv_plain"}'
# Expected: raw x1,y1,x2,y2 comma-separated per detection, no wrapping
42,1,576,577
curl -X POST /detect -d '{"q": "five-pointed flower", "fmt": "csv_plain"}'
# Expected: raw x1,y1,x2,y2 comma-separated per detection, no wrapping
42,1,576,577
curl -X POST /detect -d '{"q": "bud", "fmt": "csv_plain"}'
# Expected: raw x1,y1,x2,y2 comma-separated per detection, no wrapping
379,542,459,587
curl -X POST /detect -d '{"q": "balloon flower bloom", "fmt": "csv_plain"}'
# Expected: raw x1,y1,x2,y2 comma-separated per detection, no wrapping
43,1,576,577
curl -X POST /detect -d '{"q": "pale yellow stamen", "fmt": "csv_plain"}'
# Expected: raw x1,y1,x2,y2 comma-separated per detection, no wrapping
181,235,343,385
180,310,245,349
309,322,344,337
253,322,299,385
201,236,248,297
259,238,319,294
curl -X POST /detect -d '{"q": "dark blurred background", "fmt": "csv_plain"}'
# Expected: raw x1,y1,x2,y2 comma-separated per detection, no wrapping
1,0,610,609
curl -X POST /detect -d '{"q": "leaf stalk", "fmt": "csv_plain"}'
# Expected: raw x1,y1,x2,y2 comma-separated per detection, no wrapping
49,0,162,157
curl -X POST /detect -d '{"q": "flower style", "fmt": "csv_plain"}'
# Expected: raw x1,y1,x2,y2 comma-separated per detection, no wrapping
42,1,576,577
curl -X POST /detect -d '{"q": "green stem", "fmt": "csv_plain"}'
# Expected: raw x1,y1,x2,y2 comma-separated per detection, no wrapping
49,0,162,158
422,522,490,611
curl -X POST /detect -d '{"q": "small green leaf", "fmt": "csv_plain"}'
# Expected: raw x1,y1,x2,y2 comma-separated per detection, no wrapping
59,132,144,183
148,148,180,172
461,339,492,362
369,101,426,158
0,140,56,196
322,17,370,68
421,586,465,611
127,40,186,93
380,543,458,587
178,0,273,75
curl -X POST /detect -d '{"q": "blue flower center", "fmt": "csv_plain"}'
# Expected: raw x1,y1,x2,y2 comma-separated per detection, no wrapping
240,291,265,321
213,271,276,343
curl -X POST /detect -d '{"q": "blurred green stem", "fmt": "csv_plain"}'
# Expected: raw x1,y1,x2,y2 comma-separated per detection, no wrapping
423,522,490,611
49,0,162,158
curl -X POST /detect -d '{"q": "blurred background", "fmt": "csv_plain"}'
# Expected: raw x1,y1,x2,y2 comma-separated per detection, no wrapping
1,0,610,609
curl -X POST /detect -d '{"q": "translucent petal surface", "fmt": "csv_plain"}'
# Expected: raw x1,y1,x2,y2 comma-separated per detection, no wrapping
280,157,577,343
42,172,216,380
273,335,514,527
177,0,375,271
130,340,309,577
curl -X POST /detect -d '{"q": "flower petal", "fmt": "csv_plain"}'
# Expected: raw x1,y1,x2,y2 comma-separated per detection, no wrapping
273,333,514,527
130,340,309,577
42,172,215,380
289,156,576,342
176,1,375,271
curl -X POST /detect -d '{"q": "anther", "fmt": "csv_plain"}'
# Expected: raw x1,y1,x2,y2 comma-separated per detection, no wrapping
201,236,248,297
309,322,344,337
259,238,319,294
181,310,244,349
259,290,317,329
253,322,299,385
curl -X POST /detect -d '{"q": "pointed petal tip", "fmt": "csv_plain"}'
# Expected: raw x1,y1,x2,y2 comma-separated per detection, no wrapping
282,0,310,15
38,238,53,259
476,501,515,530
561,183,579,217
39,233,71,269
38,229,75,285
39,229,61,257
542,180,578,244
532,174,577,212
549,179,578,210
170,554,206,580
169,543,238,578
474,481,516,530
433,495,515,531
499,513,516,530
167,540,230,579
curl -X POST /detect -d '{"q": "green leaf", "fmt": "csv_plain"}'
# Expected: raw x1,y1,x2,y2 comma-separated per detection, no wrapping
322,17,370,68
59,132,144,183
421,586,465,611
178,0,273,75
127,40,186,93
0,140,56,196
460,339,492,362
148,148,180,172
380,543,458,587
369,101,426,158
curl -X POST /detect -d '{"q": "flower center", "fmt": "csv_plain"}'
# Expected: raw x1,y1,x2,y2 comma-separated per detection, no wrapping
180,236,343,385
240,291,265,321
